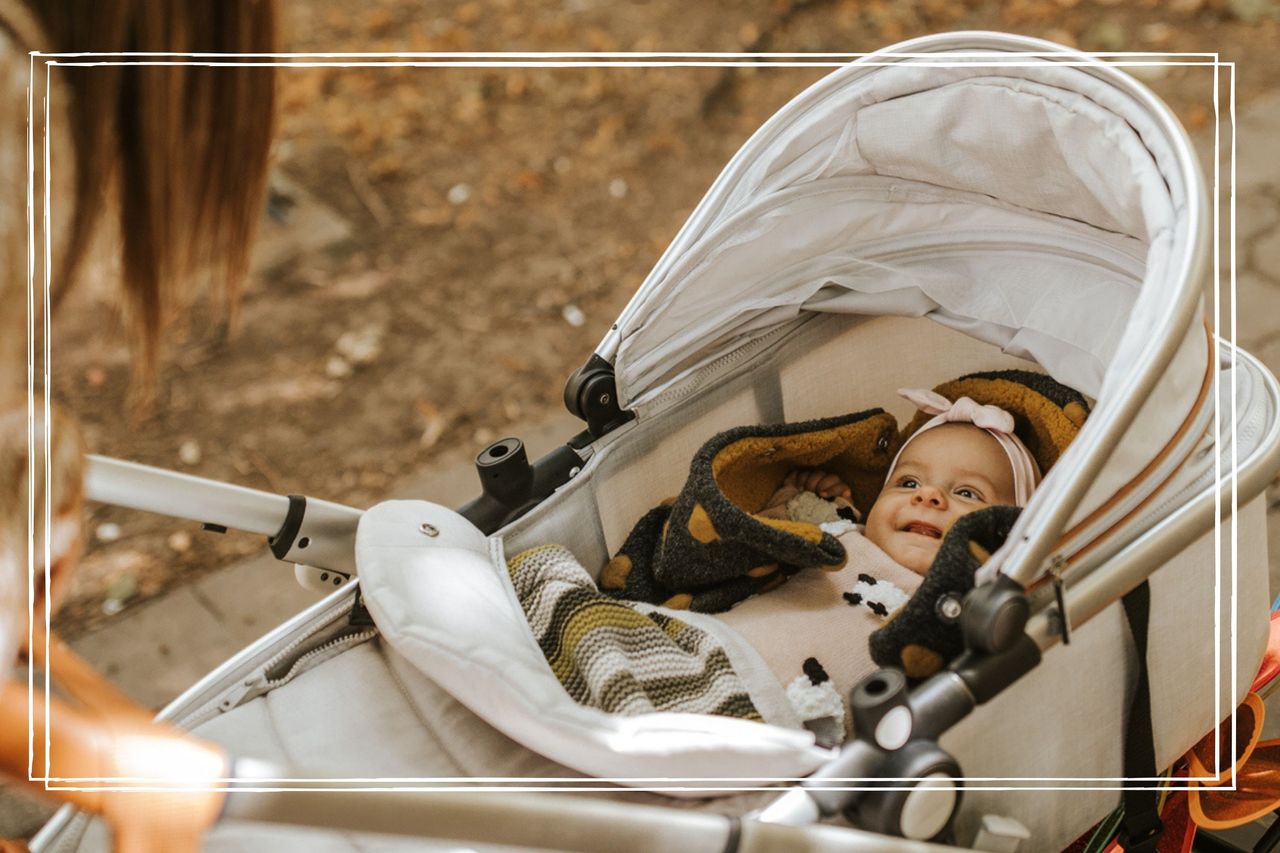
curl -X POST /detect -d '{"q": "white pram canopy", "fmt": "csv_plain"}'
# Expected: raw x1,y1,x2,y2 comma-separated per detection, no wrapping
597,33,1209,587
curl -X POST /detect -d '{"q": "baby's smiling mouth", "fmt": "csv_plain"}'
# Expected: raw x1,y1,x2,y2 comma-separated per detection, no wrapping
902,521,942,539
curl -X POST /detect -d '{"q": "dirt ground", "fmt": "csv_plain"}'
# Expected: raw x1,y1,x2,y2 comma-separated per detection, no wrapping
49,0,1280,634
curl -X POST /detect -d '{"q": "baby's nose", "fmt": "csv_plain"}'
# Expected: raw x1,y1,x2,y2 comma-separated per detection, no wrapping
913,486,946,508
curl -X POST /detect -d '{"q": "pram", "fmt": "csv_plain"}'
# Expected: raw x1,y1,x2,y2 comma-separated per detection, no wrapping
32,30,1280,852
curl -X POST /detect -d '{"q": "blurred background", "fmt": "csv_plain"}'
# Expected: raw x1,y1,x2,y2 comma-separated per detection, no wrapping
47,0,1279,637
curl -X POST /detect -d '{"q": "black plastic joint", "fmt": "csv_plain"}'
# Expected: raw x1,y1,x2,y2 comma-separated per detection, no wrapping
563,354,635,438
949,634,1041,705
268,495,307,560
960,573,1031,654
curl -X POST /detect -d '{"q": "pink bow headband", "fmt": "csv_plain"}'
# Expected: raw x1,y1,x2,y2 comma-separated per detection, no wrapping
888,389,1041,507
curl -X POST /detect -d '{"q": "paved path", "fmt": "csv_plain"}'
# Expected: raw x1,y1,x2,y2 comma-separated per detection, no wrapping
5,93,1280,844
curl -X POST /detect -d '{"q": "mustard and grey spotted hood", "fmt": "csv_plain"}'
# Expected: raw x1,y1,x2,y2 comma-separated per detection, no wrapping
600,369,1090,616
601,408,899,613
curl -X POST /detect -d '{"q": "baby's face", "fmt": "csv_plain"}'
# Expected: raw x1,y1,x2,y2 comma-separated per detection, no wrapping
864,424,1016,574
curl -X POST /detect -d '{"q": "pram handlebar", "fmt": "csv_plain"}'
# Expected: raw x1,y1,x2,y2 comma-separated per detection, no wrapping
86,455,291,537
220,761,950,852
84,455,362,576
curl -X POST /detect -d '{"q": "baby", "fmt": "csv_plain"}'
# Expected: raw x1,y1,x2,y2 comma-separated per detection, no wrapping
763,388,1039,574
719,389,1040,739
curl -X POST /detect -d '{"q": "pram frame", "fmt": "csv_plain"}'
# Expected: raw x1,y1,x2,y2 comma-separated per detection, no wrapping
32,30,1279,851
35,335,1280,851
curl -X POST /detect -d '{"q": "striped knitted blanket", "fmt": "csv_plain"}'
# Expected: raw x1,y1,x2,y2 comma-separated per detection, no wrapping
507,544,763,722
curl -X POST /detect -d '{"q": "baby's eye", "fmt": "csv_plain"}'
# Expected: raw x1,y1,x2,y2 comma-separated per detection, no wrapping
954,487,984,501
898,477,919,489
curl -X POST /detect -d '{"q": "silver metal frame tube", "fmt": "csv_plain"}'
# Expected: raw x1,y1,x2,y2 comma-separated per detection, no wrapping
1028,344,1280,649
86,455,291,537
222,787,735,853
84,455,363,575
219,783,952,852
1029,449,1280,652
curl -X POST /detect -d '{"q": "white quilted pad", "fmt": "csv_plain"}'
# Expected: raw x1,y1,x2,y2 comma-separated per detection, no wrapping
356,499,835,790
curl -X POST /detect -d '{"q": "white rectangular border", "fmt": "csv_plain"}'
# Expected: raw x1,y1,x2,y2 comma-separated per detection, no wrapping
26,50,1238,795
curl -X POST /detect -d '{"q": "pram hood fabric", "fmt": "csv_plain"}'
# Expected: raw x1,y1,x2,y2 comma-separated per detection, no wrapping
595,34,1209,586
600,51,1186,409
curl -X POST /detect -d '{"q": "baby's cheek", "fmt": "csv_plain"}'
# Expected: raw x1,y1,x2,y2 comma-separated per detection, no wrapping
864,519,893,555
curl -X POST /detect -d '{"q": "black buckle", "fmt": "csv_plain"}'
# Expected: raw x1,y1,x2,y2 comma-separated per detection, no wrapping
1119,813,1163,853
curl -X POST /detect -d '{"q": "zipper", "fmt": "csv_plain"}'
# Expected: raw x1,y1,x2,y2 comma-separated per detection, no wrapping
180,593,377,727
637,322,800,417
210,627,378,715
839,228,1144,278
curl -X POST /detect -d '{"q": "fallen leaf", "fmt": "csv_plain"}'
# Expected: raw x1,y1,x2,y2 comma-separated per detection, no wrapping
335,324,386,366
415,400,449,449
178,439,202,466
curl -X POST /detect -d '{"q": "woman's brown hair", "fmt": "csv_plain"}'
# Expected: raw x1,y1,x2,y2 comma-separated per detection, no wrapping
31,0,278,386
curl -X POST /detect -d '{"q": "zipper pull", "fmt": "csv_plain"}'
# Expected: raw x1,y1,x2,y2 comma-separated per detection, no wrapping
348,588,375,628
217,676,267,713
1048,555,1071,645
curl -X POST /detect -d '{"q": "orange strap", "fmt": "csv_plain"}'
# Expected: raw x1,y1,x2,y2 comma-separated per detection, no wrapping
1251,610,1280,694
1184,692,1280,831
